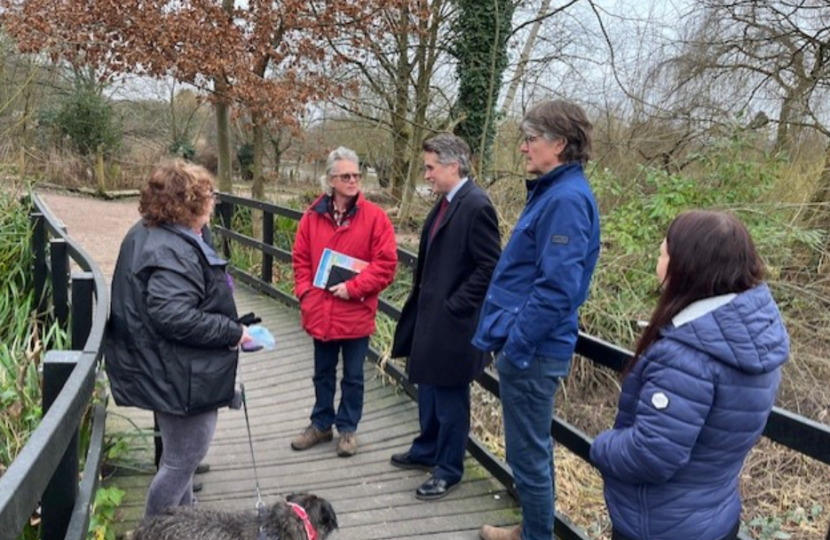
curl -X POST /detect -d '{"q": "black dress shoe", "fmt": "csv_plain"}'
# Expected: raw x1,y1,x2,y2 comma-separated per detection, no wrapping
192,482,203,493
415,476,459,501
390,452,433,472
195,463,211,475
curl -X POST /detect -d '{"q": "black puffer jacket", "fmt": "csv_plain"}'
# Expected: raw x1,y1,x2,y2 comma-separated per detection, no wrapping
105,220,243,416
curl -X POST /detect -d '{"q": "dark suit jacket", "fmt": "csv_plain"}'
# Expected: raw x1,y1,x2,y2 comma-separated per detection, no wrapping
391,180,501,386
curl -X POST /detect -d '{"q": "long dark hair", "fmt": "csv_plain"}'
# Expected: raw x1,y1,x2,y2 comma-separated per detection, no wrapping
627,211,764,373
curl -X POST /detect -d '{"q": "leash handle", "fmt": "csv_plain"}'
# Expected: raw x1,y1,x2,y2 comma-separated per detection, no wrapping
240,383,265,509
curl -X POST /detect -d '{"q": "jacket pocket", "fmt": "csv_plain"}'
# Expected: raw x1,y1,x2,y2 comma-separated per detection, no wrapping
188,351,237,412
300,288,320,331
481,284,525,342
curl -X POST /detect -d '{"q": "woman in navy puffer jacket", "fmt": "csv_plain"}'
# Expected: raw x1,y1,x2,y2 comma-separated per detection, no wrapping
591,211,789,540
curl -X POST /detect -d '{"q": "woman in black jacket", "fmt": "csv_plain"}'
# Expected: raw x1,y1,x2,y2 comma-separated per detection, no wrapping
105,160,252,518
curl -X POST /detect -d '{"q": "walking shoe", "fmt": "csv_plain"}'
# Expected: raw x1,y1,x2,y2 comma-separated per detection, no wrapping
479,525,522,540
291,424,333,451
195,463,210,474
192,482,203,493
336,432,357,457
390,452,434,472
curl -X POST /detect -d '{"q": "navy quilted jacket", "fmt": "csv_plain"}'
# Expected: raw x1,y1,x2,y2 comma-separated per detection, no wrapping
590,284,789,540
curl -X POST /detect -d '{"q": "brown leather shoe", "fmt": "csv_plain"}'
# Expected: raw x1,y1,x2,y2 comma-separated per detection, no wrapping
336,432,357,457
291,424,333,451
479,524,522,540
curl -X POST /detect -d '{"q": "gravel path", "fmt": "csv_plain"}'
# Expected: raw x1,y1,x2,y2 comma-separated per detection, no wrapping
39,192,139,281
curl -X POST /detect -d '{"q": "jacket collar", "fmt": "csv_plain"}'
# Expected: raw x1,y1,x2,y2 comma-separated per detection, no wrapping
424,180,475,255
159,222,226,267
672,293,737,327
525,162,583,200
311,192,362,218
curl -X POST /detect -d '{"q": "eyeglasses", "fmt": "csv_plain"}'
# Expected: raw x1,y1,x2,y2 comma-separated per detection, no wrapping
331,173,362,183
523,134,540,144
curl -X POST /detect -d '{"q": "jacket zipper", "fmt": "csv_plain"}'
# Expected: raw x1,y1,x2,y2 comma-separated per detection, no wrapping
322,214,350,342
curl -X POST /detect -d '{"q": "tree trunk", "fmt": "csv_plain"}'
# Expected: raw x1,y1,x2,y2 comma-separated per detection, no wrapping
96,144,106,193
774,87,809,160
215,87,233,193
251,114,266,239
390,5,412,204
399,0,440,223
272,144,283,186
214,0,234,193
501,0,550,116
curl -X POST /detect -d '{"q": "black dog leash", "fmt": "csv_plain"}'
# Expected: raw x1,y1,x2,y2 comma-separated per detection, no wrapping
240,383,275,540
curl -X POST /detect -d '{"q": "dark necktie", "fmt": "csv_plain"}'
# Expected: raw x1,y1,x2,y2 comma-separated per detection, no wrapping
429,197,450,241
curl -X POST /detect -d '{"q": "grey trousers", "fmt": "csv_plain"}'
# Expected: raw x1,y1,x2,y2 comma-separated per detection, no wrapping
144,409,217,519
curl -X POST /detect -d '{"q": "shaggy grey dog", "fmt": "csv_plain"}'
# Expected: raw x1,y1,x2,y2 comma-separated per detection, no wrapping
132,493,338,540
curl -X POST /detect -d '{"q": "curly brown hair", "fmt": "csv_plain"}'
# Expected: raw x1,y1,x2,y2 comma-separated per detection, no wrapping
139,160,215,227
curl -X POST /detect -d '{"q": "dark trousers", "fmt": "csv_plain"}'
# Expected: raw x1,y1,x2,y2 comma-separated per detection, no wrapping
408,383,471,484
612,521,740,540
145,410,216,518
311,337,369,433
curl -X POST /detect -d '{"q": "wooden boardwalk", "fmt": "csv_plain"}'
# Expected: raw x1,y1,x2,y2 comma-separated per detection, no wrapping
106,285,519,539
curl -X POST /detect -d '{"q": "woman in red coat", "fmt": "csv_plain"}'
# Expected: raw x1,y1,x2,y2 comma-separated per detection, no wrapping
291,146,398,457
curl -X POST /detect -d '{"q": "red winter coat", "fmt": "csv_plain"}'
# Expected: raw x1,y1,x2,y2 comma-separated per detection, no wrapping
293,193,397,341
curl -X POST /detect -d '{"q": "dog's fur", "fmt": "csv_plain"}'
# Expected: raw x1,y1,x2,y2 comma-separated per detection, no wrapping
132,493,338,540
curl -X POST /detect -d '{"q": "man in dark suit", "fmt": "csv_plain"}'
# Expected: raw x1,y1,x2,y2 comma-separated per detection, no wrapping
390,133,501,500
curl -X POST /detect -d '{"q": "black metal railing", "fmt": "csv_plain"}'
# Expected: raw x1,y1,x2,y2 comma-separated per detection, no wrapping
0,193,109,540
214,193,830,540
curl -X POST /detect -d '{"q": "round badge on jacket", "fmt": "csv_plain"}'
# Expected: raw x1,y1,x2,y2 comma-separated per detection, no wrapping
651,392,670,410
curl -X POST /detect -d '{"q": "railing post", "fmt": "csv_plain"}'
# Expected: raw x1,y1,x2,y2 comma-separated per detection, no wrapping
50,239,70,331
30,211,48,314
71,272,94,351
41,351,80,540
217,199,234,260
262,211,274,284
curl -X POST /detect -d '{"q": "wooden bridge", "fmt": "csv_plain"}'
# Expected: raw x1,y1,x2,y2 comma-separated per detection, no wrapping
2,191,830,540
106,284,519,540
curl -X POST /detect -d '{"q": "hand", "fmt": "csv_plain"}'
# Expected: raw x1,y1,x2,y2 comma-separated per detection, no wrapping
329,283,350,300
238,325,254,347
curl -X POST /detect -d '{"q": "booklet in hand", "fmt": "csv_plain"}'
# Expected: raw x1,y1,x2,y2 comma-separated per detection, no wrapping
313,248,368,289
326,265,358,288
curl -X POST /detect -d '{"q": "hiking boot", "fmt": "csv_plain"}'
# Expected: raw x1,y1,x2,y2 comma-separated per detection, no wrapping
336,432,357,457
291,424,333,451
479,525,522,540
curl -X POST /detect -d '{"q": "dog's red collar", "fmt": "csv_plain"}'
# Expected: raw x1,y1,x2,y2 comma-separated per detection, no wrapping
288,502,317,540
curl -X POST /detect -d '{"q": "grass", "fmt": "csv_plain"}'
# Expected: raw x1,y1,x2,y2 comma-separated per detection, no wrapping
0,182,72,540
0,184,41,472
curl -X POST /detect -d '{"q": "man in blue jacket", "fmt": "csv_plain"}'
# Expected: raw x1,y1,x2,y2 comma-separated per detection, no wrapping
475,100,601,540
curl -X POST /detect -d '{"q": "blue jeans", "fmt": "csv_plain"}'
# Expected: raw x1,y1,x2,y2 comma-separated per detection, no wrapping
311,337,369,433
408,383,470,484
497,353,563,540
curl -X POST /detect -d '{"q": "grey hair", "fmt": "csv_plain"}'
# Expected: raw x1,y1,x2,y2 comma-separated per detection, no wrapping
319,146,360,195
422,134,472,178
520,99,592,164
